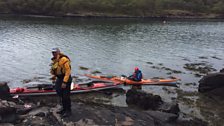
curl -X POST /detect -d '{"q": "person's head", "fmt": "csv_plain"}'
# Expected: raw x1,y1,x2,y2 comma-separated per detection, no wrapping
134,67,139,72
52,48,60,58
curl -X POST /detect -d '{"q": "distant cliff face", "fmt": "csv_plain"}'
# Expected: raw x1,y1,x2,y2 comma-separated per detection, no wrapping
0,0,223,18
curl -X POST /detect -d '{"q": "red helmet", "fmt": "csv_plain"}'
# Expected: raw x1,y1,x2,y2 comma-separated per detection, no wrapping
135,67,139,71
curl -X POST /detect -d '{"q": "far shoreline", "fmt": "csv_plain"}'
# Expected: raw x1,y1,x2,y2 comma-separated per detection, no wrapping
0,13,224,21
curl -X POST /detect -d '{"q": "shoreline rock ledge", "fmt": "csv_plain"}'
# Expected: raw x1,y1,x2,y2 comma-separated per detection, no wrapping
198,69,224,97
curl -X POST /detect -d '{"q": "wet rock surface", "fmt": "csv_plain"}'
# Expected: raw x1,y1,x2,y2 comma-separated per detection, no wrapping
184,63,217,77
0,100,17,123
79,66,89,70
220,68,224,73
126,89,163,110
126,89,180,115
0,82,10,100
159,102,180,115
150,65,183,75
0,89,208,126
54,101,206,126
198,72,224,94
64,102,167,125
1,73,214,126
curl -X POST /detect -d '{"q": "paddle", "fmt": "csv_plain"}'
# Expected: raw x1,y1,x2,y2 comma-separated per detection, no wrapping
26,83,55,90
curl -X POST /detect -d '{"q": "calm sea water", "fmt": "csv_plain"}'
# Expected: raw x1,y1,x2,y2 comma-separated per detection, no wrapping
0,16,224,125
1,17,223,84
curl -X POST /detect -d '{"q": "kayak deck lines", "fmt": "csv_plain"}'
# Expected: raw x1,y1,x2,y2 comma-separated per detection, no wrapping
10,81,122,96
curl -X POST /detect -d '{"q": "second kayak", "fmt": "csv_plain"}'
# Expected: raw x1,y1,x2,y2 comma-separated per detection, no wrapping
85,74,180,86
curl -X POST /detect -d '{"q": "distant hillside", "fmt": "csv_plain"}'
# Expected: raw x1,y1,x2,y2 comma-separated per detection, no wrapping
0,0,223,18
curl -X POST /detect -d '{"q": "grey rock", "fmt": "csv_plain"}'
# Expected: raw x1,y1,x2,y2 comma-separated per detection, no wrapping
158,102,180,115
126,89,162,110
147,110,179,123
28,107,50,117
0,100,17,123
0,82,10,100
0,123,14,126
199,72,224,93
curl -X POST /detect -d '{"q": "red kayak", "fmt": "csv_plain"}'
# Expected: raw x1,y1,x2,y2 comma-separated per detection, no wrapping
10,81,122,96
85,74,180,86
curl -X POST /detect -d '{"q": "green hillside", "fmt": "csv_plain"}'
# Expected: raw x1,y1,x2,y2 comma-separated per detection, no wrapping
0,0,223,18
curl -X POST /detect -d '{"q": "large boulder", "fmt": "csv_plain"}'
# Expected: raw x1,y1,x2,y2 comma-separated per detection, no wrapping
126,89,163,110
0,100,17,123
198,72,224,93
0,82,10,100
220,68,224,73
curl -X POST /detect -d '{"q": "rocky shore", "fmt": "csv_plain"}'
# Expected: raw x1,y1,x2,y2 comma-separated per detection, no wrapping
1,57,224,126
198,68,224,98
0,81,209,126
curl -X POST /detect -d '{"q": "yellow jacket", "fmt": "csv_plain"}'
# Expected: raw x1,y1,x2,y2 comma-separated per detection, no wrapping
51,53,71,83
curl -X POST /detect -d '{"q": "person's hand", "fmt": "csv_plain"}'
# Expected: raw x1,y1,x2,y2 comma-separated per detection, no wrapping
61,82,66,88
